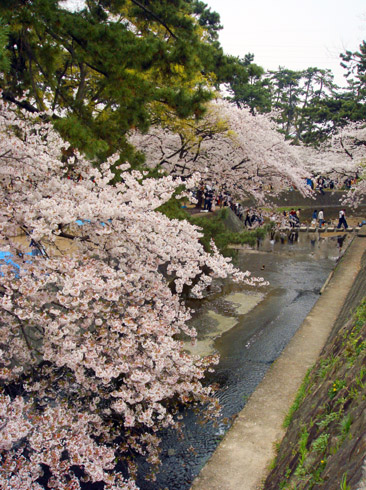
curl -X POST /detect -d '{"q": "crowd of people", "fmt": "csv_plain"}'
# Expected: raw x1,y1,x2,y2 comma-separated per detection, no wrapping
193,184,264,227
305,174,359,194
282,208,351,230
195,184,227,212
193,184,360,232
310,209,350,229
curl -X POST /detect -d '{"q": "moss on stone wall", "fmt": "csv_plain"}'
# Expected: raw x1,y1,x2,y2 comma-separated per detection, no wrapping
264,298,366,489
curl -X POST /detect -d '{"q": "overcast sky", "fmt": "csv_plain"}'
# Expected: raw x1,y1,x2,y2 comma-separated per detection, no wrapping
206,0,366,86
63,0,365,86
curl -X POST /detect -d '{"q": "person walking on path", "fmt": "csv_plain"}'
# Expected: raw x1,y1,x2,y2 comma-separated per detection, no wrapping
296,208,301,223
289,209,299,228
195,185,204,209
244,209,251,227
317,176,325,195
337,209,348,229
318,209,324,228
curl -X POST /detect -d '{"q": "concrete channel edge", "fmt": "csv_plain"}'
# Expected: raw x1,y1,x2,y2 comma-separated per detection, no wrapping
191,235,366,490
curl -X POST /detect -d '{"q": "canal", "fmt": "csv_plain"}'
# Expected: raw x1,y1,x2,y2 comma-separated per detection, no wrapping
137,231,351,490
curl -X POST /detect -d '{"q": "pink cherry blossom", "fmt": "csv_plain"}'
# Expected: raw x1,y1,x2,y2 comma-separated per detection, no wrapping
129,99,312,202
0,98,266,488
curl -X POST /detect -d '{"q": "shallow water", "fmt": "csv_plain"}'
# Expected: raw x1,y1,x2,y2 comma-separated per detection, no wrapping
137,232,350,490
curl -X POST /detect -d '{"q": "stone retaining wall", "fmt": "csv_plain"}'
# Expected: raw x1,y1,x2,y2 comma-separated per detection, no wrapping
192,236,366,490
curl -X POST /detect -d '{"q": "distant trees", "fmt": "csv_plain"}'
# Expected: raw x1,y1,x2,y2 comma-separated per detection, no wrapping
222,57,344,145
337,40,366,121
223,53,272,114
265,41,366,146
267,67,338,144
221,39,366,152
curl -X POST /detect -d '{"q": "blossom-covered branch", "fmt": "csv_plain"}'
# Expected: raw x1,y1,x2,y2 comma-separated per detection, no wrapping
0,99,265,488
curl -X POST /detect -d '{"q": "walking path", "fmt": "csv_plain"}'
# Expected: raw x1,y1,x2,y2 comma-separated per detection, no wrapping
191,234,366,490
276,225,361,233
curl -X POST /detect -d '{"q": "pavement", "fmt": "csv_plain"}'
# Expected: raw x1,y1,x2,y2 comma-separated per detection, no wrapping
191,234,366,490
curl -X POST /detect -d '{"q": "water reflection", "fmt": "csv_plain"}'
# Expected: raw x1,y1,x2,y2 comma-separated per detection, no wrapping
254,229,349,259
184,292,266,357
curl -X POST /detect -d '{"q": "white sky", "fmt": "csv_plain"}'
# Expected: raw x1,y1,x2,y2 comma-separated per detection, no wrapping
206,0,366,86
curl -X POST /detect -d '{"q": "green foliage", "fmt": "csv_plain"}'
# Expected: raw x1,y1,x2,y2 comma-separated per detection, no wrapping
157,202,270,257
224,54,272,113
0,0,227,161
343,305,366,362
340,472,351,490
293,41,366,144
272,296,366,488
157,197,191,221
0,18,10,74
190,209,269,256
267,66,338,145
297,426,309,466
328,379,346,399
340,41,366,111
191,0,222,42
190,209,232,252
283,368,312,428
316,355,338,378
316,410,341,429
355,366,366,389
311,432,330,453
339,414,352,438
354,298,366,325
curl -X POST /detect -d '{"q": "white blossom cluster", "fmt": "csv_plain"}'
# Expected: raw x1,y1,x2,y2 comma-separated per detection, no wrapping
0,99,266,488
129,99,312,202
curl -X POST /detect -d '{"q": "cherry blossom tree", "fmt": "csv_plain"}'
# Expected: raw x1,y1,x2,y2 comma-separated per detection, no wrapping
129,98,366,206
297,122,366,205
129,99,311,202
0,98,267,489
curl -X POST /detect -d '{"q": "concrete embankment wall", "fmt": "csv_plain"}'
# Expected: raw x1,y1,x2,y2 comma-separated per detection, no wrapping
328,242,366,342
242,189,358,208
191,234,366,490
263,238,366,489
242,190,366,222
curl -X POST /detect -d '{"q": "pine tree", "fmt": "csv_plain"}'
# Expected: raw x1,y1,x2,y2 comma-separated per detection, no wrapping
0,0,224,161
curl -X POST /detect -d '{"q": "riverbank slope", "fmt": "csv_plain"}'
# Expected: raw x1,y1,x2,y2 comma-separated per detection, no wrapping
191,233,366,490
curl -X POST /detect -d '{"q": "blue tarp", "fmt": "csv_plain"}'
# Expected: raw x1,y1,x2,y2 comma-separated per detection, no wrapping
76,219,91,225
76,219,110,226
1,217,112,276
0,250,34,276
0,251,20,276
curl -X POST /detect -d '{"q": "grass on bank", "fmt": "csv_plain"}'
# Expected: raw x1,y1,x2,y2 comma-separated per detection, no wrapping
158,198,271,256
269,298,366,490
